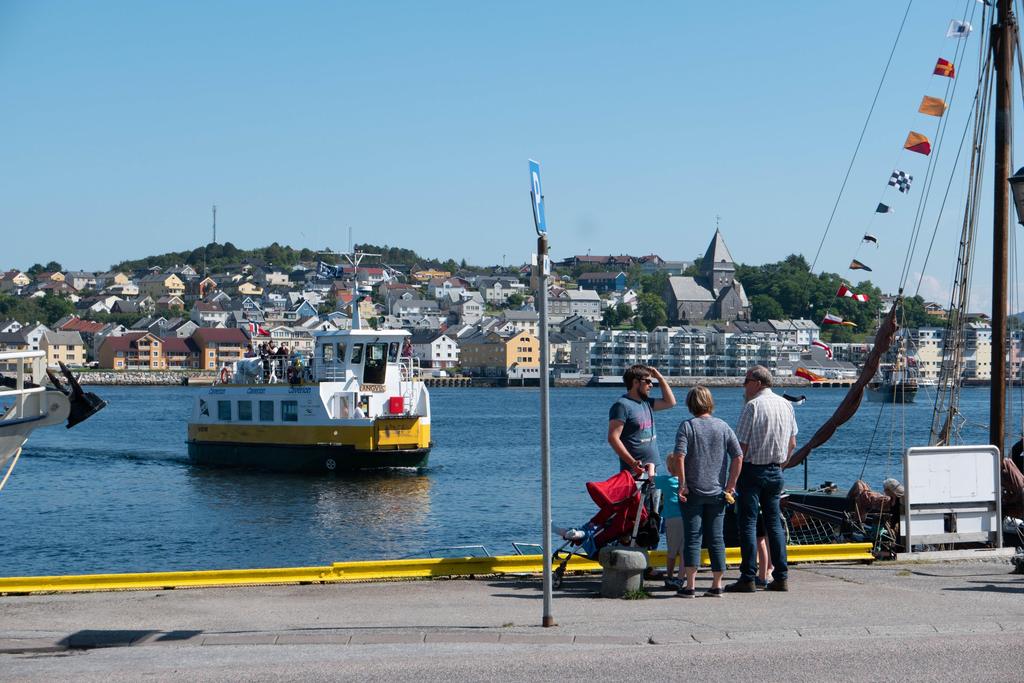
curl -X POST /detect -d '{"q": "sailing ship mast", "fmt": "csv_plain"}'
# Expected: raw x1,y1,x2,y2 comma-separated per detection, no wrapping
991,0,1013,455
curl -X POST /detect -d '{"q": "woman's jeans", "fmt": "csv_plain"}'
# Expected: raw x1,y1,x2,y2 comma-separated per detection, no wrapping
680,493,727,572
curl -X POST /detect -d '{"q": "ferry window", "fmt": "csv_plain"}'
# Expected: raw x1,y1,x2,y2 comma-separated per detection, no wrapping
259,400,274,421
321,344,334,363
351,343,363,364
237,400,252,421
281,400,298,422
364,343,387,384
388,342,399,362
217,400,231,421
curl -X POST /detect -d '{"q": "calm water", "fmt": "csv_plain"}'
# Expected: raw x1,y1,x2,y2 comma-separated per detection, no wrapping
0,384,1012,575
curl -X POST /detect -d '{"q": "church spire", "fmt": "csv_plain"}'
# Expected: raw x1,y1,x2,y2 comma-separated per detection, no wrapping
701,228,735,271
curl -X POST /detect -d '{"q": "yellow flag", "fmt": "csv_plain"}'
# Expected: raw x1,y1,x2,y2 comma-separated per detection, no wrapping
918,96,947,117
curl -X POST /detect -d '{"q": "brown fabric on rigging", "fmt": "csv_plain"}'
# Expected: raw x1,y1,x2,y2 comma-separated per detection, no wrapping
1001,458,1024,519
784,304,900,470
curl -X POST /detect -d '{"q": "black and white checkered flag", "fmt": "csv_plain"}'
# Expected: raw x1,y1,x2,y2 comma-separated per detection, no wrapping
888,170,913,193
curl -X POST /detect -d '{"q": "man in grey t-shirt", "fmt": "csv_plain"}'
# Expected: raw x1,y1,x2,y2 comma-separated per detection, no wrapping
608,364,676,475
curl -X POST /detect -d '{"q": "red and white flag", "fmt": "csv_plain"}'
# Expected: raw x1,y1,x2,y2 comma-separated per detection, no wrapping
836,284,869,303
822,313,856,327
812,339,833,359
248,322,271,337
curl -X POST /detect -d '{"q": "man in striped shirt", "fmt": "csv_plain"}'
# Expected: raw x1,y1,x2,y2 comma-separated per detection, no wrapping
725,365,798,593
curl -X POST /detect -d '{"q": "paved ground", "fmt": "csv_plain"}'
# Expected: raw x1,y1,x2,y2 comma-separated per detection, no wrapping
3,560,1024,681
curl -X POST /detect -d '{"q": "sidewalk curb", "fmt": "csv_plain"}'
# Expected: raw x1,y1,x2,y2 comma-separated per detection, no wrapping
3,621,1020,655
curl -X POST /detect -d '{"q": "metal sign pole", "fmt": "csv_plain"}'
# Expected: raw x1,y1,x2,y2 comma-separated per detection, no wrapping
529,160,555,627
538,233,554,627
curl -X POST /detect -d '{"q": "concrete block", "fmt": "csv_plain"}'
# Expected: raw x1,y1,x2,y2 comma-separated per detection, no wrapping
598,547,649,599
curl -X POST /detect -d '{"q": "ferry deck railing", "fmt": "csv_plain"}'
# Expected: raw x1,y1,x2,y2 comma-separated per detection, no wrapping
0,350,47,422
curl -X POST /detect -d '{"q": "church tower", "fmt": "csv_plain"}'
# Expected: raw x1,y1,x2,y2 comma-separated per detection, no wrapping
700,228,736,296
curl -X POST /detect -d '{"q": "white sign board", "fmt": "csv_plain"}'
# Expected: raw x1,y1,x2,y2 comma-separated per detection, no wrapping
902,445,1002,548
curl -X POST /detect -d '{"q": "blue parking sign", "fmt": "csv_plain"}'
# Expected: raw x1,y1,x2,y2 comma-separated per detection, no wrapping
529,159,547,235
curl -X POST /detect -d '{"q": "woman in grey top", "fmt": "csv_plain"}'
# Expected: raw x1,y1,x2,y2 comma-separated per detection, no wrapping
669,385,742,598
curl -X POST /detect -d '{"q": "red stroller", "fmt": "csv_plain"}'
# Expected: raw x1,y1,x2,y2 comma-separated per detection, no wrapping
551,469,661,588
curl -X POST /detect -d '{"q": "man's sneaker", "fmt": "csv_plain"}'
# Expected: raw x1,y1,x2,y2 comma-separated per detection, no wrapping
676,587,696,598
754,577,769,589
723,580,756,594
704,587,723,598
664,578,683,590
765,579,789,592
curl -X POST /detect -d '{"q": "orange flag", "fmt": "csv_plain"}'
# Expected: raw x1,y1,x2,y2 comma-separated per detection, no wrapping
795,368,826,382
904,131,931,155
918,96,947,117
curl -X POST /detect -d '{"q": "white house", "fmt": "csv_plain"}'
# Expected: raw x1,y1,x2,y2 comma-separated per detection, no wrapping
409,330,460,369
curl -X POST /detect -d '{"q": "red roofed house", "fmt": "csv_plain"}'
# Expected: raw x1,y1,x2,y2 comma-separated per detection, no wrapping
190,327,249,370
162,336,199,369
98,332,165,370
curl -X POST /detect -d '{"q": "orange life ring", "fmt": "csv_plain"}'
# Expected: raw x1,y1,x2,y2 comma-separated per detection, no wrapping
219,367,231,384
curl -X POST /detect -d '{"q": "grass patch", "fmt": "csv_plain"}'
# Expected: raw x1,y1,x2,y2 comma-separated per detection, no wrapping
622,588,650,600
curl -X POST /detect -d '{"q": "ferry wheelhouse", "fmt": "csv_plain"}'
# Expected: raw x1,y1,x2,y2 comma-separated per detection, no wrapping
186,328,431,472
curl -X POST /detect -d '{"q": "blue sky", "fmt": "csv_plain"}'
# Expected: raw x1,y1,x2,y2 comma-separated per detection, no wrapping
0,1,1017,312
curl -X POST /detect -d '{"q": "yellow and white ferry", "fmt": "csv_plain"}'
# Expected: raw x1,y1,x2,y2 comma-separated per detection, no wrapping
186,328,431,472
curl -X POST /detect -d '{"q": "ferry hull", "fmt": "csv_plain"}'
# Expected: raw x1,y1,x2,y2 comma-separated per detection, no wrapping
187,441,430,472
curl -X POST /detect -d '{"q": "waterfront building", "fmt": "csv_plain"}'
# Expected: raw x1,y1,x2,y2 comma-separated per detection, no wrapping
909,327,945,381
963,322,992,381
648,326,714,377
190,327,249,371
409,330,460,369
40,330,86,368
458,329,539,378
99,332,165,370
589,329,651,376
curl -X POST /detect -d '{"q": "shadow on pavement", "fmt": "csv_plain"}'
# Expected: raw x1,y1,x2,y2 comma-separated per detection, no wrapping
943,581,1024,595
60,629,165,649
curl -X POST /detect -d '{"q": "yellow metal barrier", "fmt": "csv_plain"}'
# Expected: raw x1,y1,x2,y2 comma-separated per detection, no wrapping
0,543,872,595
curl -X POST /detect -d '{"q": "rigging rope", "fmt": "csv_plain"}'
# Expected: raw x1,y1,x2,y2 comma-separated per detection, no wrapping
0,447,22,495
809,0,915,273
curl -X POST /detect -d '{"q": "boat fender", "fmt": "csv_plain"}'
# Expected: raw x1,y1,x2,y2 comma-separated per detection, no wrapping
219,367,231,384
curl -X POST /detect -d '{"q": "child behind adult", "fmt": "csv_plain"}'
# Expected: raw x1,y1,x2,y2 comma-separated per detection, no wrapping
654,473,683,588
